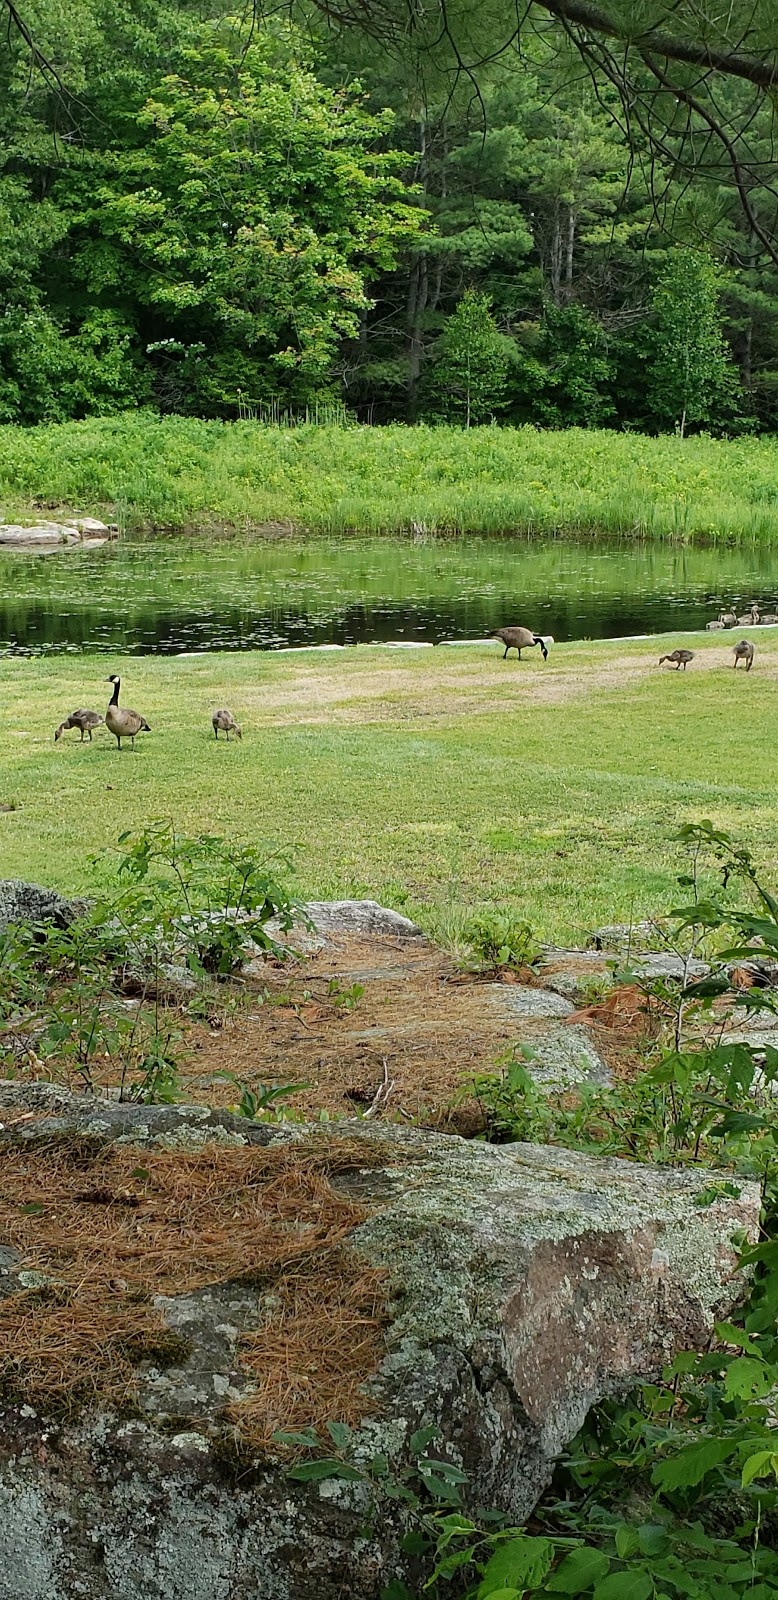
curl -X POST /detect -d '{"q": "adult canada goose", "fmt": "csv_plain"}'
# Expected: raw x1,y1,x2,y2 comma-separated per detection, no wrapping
659,649,694,670
733,639,755,671
212,707,242,741
737,605,760,625
490,626,549,661
105,675,150,750
54,709,104,743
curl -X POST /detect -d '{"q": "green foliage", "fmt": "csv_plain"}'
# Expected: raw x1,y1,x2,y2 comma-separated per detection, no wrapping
648,251,743,437
429,291,510,426
460,911,540,973
0,823,303,1097
115,821,306,976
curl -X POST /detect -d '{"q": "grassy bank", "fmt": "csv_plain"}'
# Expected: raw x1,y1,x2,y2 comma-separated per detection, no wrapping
1,630,776,945
2,414,778,541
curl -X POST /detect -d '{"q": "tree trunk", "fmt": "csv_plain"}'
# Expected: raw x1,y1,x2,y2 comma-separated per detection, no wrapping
550,199,563,306
565,206,576,298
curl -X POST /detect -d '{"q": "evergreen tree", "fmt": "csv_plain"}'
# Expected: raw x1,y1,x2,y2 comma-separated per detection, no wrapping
430,289,509,425
648,250,741,436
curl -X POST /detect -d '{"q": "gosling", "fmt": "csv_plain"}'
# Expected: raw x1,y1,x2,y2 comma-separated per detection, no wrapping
659,649,694,670
54,709,104,743
212,708,242,741
490,626,549,662
737,605,760,626
718,611,737,628
733,639,755,671
706,620,726,631
105,675,151,750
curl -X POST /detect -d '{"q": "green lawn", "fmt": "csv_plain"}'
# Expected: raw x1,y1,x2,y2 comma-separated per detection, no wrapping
1,631,775,945
3,414,778,541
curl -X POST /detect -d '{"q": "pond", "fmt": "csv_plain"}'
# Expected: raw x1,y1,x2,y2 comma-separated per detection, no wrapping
1,534,777,655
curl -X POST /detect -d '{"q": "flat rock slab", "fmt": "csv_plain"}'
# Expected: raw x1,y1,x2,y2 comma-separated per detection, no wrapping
542,947,710,1003
0,520,114,548
0,1094,758,1600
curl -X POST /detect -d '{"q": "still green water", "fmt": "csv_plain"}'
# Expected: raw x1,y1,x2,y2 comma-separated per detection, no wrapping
0,534,776,655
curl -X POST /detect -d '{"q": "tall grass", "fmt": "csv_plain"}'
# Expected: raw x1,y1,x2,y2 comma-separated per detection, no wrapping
2,413,778,542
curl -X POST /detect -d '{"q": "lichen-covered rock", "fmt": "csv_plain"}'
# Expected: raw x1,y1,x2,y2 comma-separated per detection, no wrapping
0,1093,759,1600
0,879,89,933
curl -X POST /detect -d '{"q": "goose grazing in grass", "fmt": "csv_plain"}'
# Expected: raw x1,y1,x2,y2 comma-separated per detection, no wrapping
105,675,150,750
490,626,549,661
212,707,242,741
733,639,755,671
659,649,694,670
54,709,103,743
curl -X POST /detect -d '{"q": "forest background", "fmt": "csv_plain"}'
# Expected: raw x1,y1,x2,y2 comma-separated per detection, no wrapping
2,0,775,439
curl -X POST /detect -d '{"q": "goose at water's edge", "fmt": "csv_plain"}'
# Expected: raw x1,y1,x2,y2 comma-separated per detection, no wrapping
490,626,549,661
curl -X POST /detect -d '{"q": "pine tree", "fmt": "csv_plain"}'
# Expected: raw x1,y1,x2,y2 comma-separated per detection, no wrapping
432,290,509,426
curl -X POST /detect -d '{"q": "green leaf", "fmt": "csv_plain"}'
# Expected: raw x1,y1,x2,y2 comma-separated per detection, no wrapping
652,1437,738,1490
409,1425,440,1455
592,1573,652,1600
547,1546,611,1593
380,1583,415,1600
741,1450,778,1488
478,1536,554,1596
272,1428,320,1449
285,1457,363,1483
20,1202,45,1216
637,1525,671,1558
325,1421,353,1449
614,1527,639,1560
722,1356,772,1401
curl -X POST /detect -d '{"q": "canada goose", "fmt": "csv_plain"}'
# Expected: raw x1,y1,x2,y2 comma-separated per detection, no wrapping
706,620,726,631
105,675,150,750
737,605,760,625
733,639,755,671
490,627,549,662
212,707,242,741
658,649,694,670
760,612,778,625
54,709,103,743
719,611,737,628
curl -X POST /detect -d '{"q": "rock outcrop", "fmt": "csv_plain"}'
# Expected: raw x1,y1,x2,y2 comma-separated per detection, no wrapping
0,1090,758,1600
0,518,115,548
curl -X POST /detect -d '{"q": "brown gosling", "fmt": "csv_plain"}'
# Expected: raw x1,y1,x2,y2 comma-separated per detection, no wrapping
733,639,755,671
719,611,737,628
212,708,242,741
737,605,760,625
706,619,726,631
54,709,104,743
490,626,549,661
658,649,694,670
105,675,151,750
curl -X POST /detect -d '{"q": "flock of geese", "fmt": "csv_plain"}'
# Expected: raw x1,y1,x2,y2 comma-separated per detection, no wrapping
54,674,241,750
53,609,768,748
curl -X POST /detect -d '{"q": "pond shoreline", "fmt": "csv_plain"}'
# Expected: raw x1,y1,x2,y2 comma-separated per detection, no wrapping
3,416,778,545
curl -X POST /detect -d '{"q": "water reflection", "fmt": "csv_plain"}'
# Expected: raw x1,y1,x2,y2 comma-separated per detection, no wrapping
0,535,776,656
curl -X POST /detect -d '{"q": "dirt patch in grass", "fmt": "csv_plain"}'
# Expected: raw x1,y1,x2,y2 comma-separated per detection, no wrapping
0,1136,389,1445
